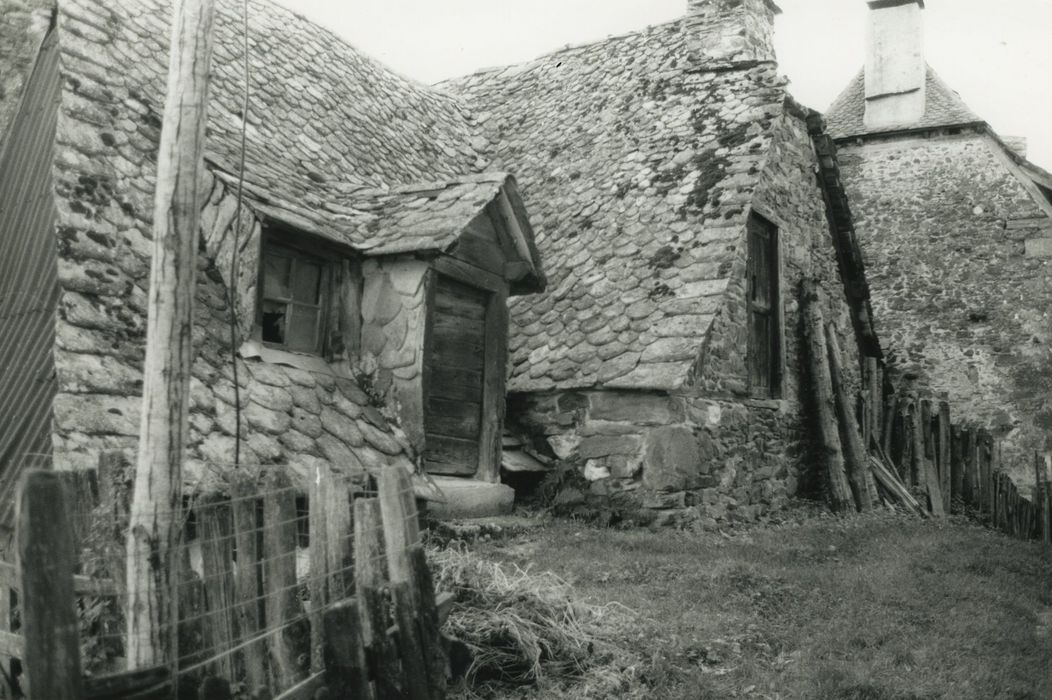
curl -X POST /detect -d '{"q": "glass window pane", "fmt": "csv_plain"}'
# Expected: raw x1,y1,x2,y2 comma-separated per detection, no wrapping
261,299,287,344
286,304,321,353
292,260,322,304
263,253,292,299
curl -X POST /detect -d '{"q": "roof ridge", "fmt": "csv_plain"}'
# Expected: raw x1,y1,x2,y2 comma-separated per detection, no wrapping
437,16,692,88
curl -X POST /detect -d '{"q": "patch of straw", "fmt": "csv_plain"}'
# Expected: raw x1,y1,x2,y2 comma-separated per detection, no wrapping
431,547,629,690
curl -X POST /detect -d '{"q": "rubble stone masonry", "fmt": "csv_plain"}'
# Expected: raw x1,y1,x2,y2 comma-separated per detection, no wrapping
837,131,1052,471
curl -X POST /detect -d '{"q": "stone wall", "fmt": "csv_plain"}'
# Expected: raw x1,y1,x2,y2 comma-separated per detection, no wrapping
50,132,415,486
360,258,430,450
837,131,1052,472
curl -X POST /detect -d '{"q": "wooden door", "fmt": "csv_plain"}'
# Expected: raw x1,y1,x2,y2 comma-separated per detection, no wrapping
423,275,488,475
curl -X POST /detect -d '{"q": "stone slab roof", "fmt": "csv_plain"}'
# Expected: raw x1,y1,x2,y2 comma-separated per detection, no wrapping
216,171,543,286
443,18,788,392
61,0,486,203
826,66,983,140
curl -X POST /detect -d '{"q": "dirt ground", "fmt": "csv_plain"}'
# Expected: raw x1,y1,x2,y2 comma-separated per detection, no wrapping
445,507,1052,699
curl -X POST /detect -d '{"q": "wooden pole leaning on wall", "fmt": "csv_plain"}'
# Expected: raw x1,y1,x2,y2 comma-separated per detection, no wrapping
19,470,84,699
126,0,217,669
825,325,875,511
802,282,854,513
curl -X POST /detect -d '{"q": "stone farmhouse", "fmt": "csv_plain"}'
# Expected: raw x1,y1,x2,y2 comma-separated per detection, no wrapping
0,0,878,527
445,0,880,521
826,0,1052,477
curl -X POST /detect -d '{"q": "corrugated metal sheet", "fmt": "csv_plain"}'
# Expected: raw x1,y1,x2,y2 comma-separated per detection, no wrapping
0,25,60,527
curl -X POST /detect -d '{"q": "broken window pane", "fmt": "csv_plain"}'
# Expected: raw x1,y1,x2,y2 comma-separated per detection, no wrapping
261,299,287,344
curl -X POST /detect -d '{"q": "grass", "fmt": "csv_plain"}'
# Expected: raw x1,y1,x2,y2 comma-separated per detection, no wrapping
445,508,1052,699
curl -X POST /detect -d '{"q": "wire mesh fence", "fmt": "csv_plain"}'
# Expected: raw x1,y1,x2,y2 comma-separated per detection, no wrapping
0,456,444,699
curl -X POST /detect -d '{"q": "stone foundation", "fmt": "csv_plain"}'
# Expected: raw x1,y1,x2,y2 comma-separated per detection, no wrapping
510,389,802,526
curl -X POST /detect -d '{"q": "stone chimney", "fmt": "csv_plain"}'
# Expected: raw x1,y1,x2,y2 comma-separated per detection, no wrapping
865,0,927,129
686,0,782,65
1002,136,1028,159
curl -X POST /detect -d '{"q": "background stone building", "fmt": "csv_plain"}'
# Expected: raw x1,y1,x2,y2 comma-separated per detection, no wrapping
826,0,1052,481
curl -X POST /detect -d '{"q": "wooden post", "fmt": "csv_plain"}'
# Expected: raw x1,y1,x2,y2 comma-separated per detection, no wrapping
126,0,217,668
866,358,882,450
918,400,944,517
379,466,422,589
937,403,951,513
409,545,447,698
263,470,308,690
353,498,401,699
322,599,372,700
950,425,964,505
825,324,873,510
391,582,430,700
198,495,236,680
19,470,84,698
803,283,853,513
308,466,331,673
230,474,267,693
881,391,897,458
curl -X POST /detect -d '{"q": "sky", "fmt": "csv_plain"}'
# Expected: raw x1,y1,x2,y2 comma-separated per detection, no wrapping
274,0,1052,171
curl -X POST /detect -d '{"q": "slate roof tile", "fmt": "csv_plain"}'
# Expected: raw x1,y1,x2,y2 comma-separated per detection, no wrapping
825,66,983,140
443,15,787,391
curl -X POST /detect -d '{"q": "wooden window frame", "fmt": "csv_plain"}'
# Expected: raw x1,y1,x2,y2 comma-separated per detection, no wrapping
746,213,783,399
255,231,346,358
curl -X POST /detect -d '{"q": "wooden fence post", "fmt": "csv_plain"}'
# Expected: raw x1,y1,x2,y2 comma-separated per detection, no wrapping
937,402,951,513
18,470,83,699
353,498,401,699
230,474,267,693
322,599,371,699
127,0,217,667
198,495,236,680
950,425,964,506
262,470,307,690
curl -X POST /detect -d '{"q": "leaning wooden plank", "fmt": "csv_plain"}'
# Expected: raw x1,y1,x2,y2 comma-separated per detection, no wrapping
353,498,401,699
950,424,964,505
199,494,237,679
409,545,447,698
379,466,422,589
937,402,951,513
19,471,83,699
230,473,267,692
263,470,309,690
273,671,327,700
825,324,873,511
802,283,853,513
323,599,372,700
881,391,897,458
392,581,431,700
961,427,975,506
869,454,927,517
84,665,170,700
915,400,944,517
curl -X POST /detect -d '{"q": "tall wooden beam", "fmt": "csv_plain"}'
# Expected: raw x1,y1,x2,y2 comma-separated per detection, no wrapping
126,0,216,668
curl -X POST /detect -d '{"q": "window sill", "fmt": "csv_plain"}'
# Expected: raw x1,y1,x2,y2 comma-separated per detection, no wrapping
238,339,353,379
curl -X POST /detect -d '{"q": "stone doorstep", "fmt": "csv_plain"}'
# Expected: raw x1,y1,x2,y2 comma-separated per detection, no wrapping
424,476,515,520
